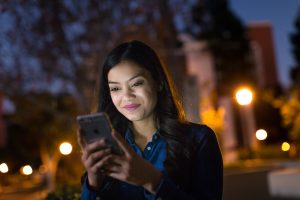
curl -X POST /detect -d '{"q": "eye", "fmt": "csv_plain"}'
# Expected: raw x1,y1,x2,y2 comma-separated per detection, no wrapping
110,87,120,92
132,80,144,87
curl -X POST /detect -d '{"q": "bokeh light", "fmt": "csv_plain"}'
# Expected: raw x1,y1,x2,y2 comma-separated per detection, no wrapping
235,88,253,105
281,142,290,152
59,142,72,155
0,163,9,173
256,129,268,141
21,165,33,175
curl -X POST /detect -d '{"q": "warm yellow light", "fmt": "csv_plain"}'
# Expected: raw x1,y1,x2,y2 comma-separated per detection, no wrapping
256,129,268,141
281,142,290,152
59,142,72,155
21,165,33,175
235,88,253,105
0,163,8,173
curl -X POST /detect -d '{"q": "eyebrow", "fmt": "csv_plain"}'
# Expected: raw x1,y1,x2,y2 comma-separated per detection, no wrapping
108,73,144,84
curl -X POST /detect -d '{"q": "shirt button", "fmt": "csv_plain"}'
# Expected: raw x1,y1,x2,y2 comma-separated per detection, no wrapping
147,146,151,151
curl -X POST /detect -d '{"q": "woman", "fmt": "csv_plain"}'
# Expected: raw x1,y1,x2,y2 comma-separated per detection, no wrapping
78,40,223,200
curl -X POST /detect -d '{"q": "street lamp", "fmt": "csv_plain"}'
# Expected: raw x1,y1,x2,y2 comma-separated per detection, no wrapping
235,87,257,151
0,163,8,173
59,142,72,155
256,129,268,141
45,141,73,192
0,163,9,192
20,165,33,175
236,88,253,105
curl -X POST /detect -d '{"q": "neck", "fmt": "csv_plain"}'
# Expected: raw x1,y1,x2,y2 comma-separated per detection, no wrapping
131,117,157,141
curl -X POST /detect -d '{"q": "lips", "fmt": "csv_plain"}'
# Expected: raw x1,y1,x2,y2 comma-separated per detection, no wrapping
123,104,140,112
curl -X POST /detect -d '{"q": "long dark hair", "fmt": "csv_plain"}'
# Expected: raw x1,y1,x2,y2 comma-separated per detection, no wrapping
98,40,191,186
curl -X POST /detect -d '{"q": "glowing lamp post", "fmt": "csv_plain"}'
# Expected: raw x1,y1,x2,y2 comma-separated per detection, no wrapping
0,163,8,173
45,141,73,192
59,142,72,155
236,88,253,106
0,163,9,191
20,165,33,175
235,87,257,150
256,129,268,141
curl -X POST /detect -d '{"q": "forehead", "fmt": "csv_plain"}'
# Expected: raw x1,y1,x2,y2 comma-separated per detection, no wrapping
108,61,151,81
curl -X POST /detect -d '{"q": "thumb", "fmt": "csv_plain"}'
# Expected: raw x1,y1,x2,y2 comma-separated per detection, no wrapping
111,129,133,157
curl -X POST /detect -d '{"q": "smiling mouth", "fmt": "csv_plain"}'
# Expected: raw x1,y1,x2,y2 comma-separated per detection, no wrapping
124,104,140,112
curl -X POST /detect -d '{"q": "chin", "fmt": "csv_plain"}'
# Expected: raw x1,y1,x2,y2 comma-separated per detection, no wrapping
121,111,144,122
125,115,143,122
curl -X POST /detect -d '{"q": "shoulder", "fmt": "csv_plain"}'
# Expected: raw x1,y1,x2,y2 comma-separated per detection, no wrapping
184,122,216,139
183,122,219,147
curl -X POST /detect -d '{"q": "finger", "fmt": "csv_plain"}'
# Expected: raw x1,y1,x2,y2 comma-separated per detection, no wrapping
111,130,133,157
84,148,112,168
99,158,122,175
107,171,125,181
99,153,124,167
105,163,122,174
105,154,125,166
91,154,114,174
85,139,107,155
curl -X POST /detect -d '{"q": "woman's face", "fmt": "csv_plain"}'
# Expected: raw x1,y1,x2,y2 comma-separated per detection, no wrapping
107,61,158,123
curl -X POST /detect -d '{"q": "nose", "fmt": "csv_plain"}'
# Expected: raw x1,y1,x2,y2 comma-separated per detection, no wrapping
122,87,135,100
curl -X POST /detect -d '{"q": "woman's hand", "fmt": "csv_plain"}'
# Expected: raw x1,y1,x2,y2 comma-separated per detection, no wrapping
77,129,112,189
104,130,162,194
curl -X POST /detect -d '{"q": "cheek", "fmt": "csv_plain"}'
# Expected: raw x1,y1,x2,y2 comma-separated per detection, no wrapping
110,93,120,107
144,90,158,107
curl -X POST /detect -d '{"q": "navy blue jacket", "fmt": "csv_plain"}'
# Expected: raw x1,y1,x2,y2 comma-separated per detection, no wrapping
81,123,223,199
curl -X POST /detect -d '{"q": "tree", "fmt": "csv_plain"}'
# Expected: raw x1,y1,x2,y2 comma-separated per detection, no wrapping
290,7,300,86
187,0,256,95
267,7,300,157
1,91,83,191
283,6,300,143
0,0,181,110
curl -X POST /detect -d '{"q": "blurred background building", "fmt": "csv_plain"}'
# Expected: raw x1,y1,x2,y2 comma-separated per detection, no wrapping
248,22,279,89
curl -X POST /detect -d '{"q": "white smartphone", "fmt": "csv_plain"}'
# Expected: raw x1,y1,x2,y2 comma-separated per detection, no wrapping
76,112,122,155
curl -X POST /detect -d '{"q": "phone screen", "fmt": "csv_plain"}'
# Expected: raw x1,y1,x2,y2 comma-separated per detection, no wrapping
77,112,122,154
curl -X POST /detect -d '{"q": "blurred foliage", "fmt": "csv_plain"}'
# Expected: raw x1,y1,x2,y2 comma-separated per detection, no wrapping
260,8,300,156
0,0,182,111
253,89,288,144
266,89,300,142
279,91,300,141
46,183,81,200
290,6,300,85
284,6,300,142
1,92,81,171
56,152,84,188
200,97,225,141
